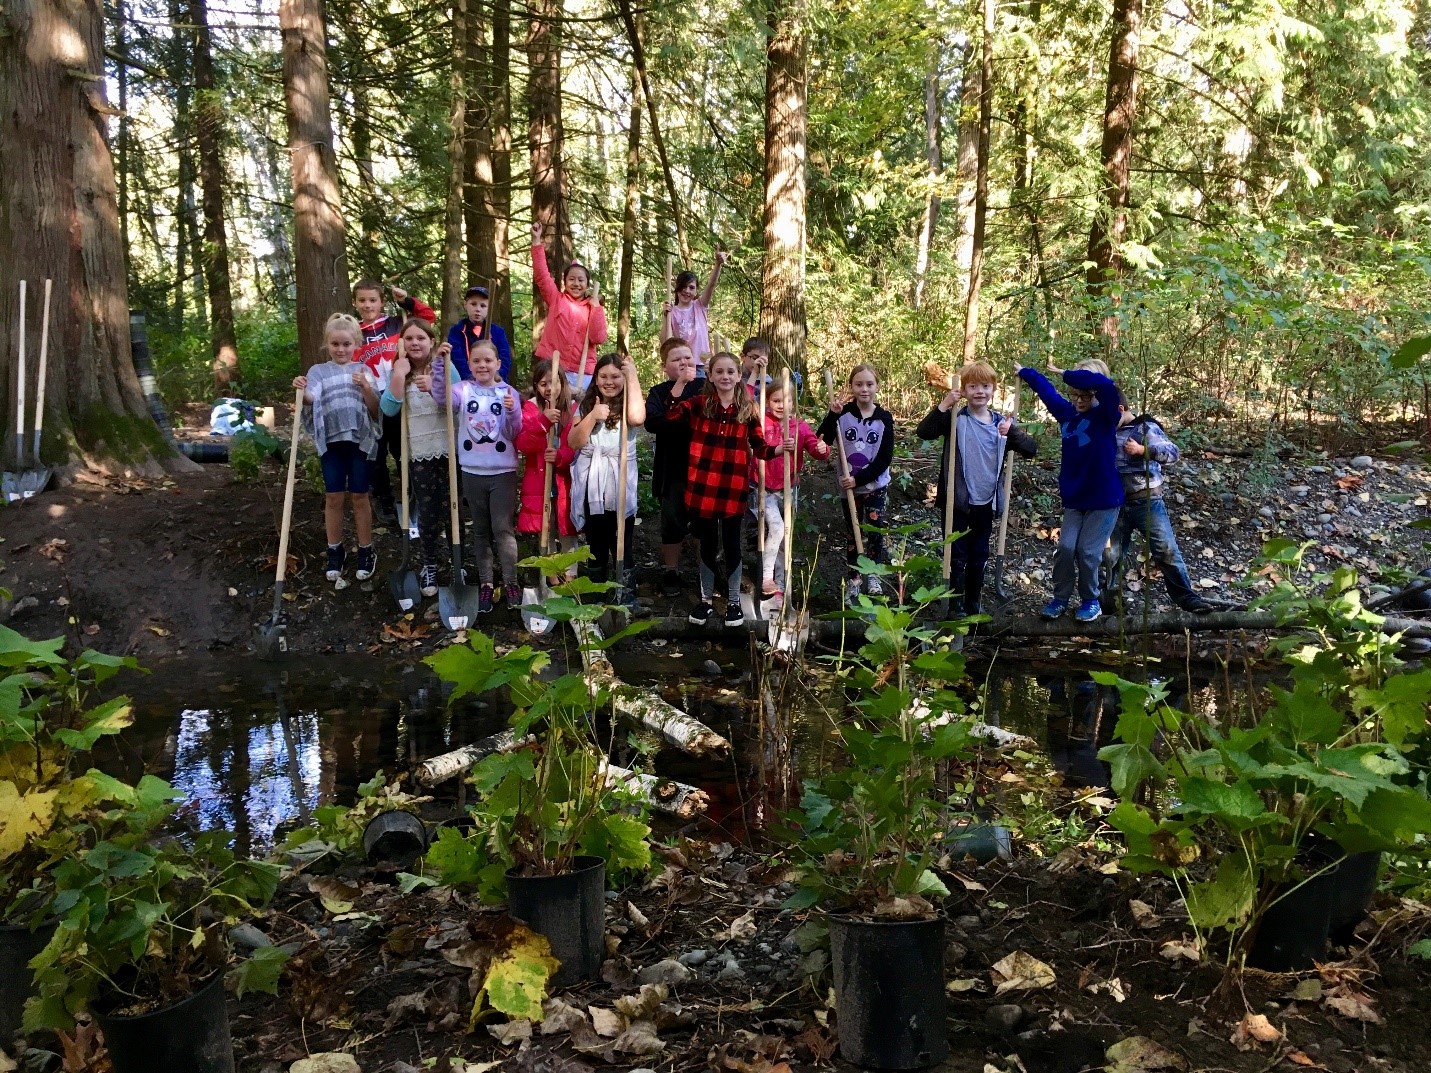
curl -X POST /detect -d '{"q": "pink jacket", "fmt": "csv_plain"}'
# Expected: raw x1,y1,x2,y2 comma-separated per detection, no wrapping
516,398,576,537
760,415,829,492
532,245,608,376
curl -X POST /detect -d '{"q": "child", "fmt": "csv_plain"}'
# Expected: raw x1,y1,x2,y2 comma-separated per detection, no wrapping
353,279,436,524
1108,408,1214,614
740,337,772,395
447,285,514,384
515,359,579,577
569,354,646,585
660,251,728,372
1015,357,1124,622
644,337,704,595
531,220,608,389
760,377,829,603
915,361,1037,615
293,313,381,584
379,318,455,596
432,340,522,614
666,351,787,627
818,364,895,604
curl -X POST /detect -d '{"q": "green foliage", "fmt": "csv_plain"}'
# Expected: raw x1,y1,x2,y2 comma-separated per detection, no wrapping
228,424,285,483
282,771,427,868
1099,544,1431,966
470,924,559,1025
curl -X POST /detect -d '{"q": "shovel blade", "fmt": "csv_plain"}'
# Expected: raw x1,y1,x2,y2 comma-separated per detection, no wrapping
255,617,287,661
17,467,52,499
389,569,421,612
519,587,555,636
438,584,481,632
1,472,21,504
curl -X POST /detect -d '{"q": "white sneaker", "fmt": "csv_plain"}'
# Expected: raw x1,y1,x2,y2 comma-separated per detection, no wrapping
866,575,884,597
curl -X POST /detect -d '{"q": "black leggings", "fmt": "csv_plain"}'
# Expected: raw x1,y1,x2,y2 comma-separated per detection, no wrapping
586,512,635,576
948,501,995,612
694,514,744,604
842,487,889,573
410,456,450,565
370,411,402,507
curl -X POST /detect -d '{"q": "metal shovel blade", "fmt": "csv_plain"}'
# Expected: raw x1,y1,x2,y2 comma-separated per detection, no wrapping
438,548,483,632
388,539,421,612
256,613,288,661
16,466,52,499
986,554,1015,610
519,585,555,636
1,472,21,504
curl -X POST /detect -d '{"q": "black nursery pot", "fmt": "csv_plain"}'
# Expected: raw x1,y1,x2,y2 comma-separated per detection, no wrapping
1248,849,1382,972
94,971,234,1073
362,809,429,867
0,916,56,1041
829,914,948,1070
506,856,606,988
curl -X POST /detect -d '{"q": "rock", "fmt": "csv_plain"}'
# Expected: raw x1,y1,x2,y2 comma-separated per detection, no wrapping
677,948,709,967
1318,513,1332,523
1218,493,1235,507
4,595,40,621
717,960,745,981
953,914,981,931
17,1050,60,1073
1290,484,1310,495
945,941,968,968
1258,506,1275,519
638,958,693,986
1350,455,1374,469
291,1056,361,1073
985,1004,1024,1032
700,660,722,677
230,922,272,949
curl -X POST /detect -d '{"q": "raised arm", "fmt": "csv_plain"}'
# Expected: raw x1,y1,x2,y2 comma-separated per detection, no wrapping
1016,366,1076,424
530,221,561,309
621,357,645,428
1061,368,1120,421
699,250,728,308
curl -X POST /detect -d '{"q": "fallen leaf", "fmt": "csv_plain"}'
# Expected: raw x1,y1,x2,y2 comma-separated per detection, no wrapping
309,875,360,916
1087,977,1127,1003
37,538,68,562
83,623,100,636
614,982,668,1020
1323,988,1382,1023
720,910,758,941
610,1019,665,1056
1287,978,1323,1002
589,1006,624,1038
1230,1012,1283,1051
1159,938,1201,962
990,951,1056,994
488,1019,533,1046
951,873,988,892
1129,900,1160,928
1285,1051,1321,1068
1104,1035,1188,1073
146,624,171,636
538,997,589,1035
291,1056,361,1073
946,978,982,992
872,895,935,920
441,941,491,970
626,901,649,929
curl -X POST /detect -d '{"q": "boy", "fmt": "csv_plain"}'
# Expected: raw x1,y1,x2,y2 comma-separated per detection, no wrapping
447,285,514,383
916,361,1037,615
1106,409,1214,613
644,337,704,595
1016,357,1123,623
353,279,435,523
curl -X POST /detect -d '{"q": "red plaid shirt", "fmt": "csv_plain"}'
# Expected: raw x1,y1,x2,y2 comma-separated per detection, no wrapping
667,394,778,519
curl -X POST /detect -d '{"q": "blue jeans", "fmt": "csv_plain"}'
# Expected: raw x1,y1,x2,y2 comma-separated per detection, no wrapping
1052,507,1120,604
1107,496,1196,606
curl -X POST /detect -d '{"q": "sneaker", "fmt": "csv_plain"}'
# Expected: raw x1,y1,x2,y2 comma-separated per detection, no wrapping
419,563,439,597
1074,599,1102,623
325,544,346,582
504,584,520,607
1039,598,1068,619
1178,596,1214,614
478,584,494,614
374,500,398,527
725,604,745,628
688,602,715,626
866,575,884,597
355,545,377,581
660,569,683,597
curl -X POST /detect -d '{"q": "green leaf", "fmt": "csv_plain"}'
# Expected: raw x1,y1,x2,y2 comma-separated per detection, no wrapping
475,924,559,1023
1390,335,1431,369
1409,939,1431,960
912,868,949,897
1354,669,1431,747
1097,743,1164,798
0,626,65,669
581,813,652,873
1266,682,1342,745
52,697,134,750
1185,855,1255,931
425,826,490,887
227,946,289,998
1178,778,1267,828
397,871,439,893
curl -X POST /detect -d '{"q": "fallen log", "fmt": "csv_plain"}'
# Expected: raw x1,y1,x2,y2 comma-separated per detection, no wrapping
602,762,710,819
416,729,526,786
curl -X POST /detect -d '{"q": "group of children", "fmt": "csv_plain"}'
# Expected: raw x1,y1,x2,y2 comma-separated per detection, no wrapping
291,243,1212,625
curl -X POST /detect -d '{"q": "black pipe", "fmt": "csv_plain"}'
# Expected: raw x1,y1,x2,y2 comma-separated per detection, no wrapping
130,309,229,463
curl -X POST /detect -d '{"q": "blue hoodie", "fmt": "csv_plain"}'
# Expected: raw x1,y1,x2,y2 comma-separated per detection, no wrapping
1018,367,1124,511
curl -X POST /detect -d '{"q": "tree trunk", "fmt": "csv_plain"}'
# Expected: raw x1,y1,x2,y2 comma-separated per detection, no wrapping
616,0,689,267
758,0,808,378
115,0,131,263
910,57,943,310
617,62,642,355
464,1,493,285
490,0,513,332
527,0,567,332
280,0,350,369
0,0,174,472
190,0,240,389
1086,0,1143,348
440,0,467,326
959,0,994,366
950,50,980,315
171,0,190,327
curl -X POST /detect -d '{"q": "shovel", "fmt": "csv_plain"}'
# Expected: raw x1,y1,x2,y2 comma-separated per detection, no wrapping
613,392,633,606
20,280,54,498
521,351,561,636
438,367,482,630
256,385,306,660
388,389,421,612
823,368,864,563
2,281,28,503
755,370,768,621
988,378,1022,609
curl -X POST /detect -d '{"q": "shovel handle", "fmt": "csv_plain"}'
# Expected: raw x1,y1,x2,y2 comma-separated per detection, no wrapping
443,363,463,555
32,279,51,460
824,368,864,558
275,384,305,594
615,396,629,571
15,280,26,465
540,351,560,553
782,368,794,594
993,377,1021,561
942,403,960,577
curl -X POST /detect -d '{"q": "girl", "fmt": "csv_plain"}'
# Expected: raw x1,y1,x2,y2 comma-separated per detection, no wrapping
760,378,829,605
1015,356,1124,623
915,361,1037,615
293,313,381,585
644,337,703,595
531,220,608,389
515,359,579,579
660,251,728,373
569,354,646,585
818,364,895,605
379,318,455,596
432,339,523,614
666,351,788,627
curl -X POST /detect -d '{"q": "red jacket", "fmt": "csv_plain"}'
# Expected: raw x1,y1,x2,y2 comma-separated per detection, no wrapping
532,245,608,377
515,398,576,537
356,295,436,376
667,394,778,520
760,414,829,491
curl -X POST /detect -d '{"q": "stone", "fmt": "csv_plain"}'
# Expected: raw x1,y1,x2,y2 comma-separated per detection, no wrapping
677,949,709,967
291,1056,361,1073
985,1004,1024,1032
1350,455,1374,469
230,922,272,949
638,958,693,986
945,941,968,968
953,914,982,931
700,660,722,677
1258,506,1275,519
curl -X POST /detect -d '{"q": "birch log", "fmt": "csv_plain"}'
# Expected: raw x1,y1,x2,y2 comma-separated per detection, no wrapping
602,762,710,818
417,729,527,785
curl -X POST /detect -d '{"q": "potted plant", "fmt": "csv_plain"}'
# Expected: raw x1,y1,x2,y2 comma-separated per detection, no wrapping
779,569,974,1070
0,625,140,1041
24,774,288,1072
1101,541,1431,980
420,550,654,989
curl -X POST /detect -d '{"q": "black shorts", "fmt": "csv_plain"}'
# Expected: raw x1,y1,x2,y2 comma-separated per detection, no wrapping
660,481,689,544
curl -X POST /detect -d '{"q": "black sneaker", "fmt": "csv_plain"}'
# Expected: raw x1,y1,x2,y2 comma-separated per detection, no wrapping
325,544,346,582
1179,596,1215,614
355,545,377,581
504,583,520,608
725,604,745,628
478,584,494,614
688,602,714,626
660,569,683,596
374,500,398,526
420,563,439,597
